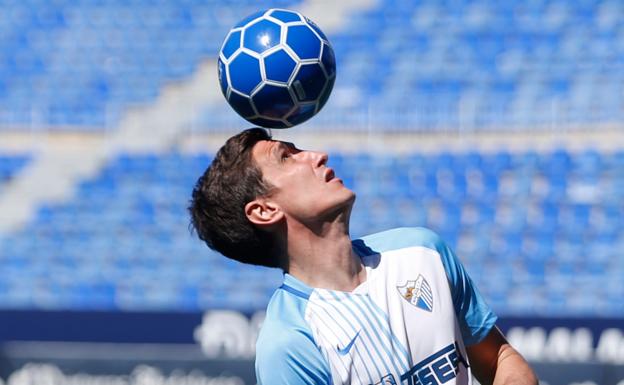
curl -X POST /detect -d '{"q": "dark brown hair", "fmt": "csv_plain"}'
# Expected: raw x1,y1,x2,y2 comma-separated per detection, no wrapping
188,128,280,267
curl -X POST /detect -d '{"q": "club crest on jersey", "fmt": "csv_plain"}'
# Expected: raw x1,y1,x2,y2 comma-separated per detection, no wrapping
397,275,433,312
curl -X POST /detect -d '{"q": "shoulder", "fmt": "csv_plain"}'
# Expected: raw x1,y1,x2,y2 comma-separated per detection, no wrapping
256,287,316,360
353,226,446,257
256,288,331,384
257,322,317,363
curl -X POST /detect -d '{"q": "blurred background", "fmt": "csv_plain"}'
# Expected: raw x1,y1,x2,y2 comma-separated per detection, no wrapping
0,0,623,384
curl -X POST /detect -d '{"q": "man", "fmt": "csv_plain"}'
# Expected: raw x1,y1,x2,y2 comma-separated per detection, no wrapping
189,128,537,385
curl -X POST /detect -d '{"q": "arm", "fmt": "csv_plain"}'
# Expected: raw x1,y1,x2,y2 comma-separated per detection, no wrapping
467,326,538,385
420,228,537,383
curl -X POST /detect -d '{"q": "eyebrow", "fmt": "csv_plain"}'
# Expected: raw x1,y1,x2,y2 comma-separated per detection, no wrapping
275,141,294,153
269,141,285,162
268,141,298,164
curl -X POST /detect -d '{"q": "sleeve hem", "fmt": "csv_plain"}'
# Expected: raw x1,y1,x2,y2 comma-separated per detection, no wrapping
464,312,498,346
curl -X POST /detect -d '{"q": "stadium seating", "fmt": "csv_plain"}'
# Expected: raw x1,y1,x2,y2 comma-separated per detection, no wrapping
198,0,624,130
0,154,29,193
0,149,622,316
0,0,301,128
1,0,623,130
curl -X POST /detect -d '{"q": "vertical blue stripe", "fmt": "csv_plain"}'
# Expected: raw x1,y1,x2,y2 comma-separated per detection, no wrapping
358,295,412,370
309,299,373,384
307,307,353,381
341,292,405,376
349,295,407,374
327,291,391,379
316,292,379,383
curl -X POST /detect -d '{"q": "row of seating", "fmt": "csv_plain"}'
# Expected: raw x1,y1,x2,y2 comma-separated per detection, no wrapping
2,0,624,129
0,149,621,315
0,0,301,128
0,155,29,192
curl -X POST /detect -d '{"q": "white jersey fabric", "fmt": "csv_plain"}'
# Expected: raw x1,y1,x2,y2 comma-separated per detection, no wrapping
256,227,497,385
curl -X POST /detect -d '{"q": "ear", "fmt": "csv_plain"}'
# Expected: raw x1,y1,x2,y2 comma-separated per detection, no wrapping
245,198,284,228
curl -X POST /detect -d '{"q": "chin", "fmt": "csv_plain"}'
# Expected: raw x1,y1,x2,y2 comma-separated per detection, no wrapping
337,190,356,213
318,192,355,220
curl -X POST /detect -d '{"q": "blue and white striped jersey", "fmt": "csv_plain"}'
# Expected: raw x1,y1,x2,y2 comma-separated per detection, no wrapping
255,227,497,385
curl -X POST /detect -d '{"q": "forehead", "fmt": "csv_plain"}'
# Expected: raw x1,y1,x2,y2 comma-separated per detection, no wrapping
251,139,276,160
251,139,293,162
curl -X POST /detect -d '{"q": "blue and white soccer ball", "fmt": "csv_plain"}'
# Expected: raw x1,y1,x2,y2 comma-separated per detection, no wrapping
218,9,336,128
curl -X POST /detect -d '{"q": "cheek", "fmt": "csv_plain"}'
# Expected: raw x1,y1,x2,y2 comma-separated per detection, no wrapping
276,182,325,213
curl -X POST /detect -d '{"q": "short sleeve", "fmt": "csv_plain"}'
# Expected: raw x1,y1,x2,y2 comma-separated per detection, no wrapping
432,232,498,345
256,327,332,385
355,226,498,346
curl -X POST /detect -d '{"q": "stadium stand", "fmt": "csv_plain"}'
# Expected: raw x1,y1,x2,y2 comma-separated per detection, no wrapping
0,149,622,316
0,155,30,193
1,0,622,130
2,2,623,385
198,0,624,130
0,0,301,128
0,0,622,319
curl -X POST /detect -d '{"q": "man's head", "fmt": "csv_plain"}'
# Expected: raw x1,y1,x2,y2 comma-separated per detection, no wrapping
189,128,355,269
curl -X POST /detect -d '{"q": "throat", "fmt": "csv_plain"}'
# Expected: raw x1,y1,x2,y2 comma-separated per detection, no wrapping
288,246,367,292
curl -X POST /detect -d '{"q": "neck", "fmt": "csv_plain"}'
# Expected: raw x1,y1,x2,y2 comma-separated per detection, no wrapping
285,217,366,292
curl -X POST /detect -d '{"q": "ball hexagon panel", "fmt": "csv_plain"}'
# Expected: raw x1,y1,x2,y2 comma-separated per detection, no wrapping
243,19,282,54
228,52,262,95
286,103,316,126
292,63,327,102
321,43,336,78
217,58,228,95
221,30,241,60
286,25,322,60
264,49,297,83
305,18,328,41
249,116,290,128
252,84,295,119
269,9,302,23
228,91,256,118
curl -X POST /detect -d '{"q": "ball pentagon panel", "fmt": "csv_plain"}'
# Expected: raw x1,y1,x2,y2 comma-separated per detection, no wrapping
268,9,302,23
264,49,297,83
221,30,242,60
228,52,262,95
252,84,296,120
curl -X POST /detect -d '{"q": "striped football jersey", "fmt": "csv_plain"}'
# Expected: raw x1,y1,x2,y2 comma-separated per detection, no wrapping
256,227,497,385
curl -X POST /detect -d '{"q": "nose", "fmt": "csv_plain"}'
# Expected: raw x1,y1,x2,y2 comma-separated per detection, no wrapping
301,150,328,167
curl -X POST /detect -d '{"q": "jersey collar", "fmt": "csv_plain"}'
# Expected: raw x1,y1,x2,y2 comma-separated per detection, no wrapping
281,273,314,299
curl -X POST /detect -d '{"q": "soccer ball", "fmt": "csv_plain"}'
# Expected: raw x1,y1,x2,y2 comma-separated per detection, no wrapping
218,9,336,128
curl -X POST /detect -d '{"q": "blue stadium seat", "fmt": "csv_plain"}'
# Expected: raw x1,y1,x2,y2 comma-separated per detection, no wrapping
7,0,610,130
0,154,30,193
0,0,303,129
1,143,623,316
